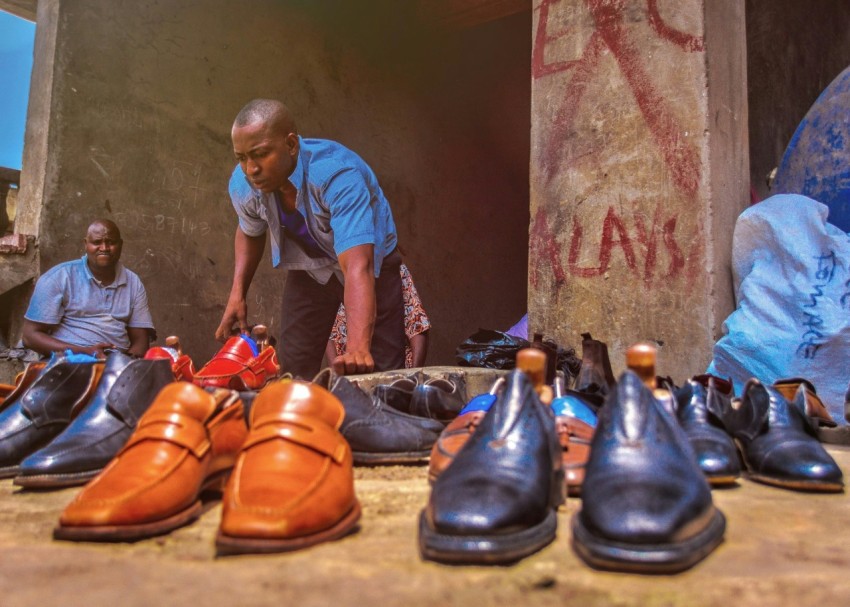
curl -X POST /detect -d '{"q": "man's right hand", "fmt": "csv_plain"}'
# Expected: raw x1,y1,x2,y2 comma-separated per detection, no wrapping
81,343,114,359
215,297,249,342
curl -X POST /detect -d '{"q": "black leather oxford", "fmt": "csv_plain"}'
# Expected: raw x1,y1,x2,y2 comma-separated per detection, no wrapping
0,356,102,479
719,380,843,492
314,369,443,464
419,368,563,565
674,378,741,486
572,370,726,574
15,352,174,488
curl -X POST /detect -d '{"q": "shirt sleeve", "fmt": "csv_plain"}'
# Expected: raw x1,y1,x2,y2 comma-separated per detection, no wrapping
24,268,67,325
127,278,155,329
324,167,377,256
229,167,269,238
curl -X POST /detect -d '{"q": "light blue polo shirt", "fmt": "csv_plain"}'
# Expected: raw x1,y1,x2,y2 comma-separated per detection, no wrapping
24,256,155,351
229,136,398,284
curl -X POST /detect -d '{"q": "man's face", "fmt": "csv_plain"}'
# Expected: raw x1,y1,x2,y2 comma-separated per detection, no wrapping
232,121,298,193
84,223,122,272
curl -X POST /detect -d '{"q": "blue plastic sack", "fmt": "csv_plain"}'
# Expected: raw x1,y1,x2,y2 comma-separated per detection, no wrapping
707,194,850,422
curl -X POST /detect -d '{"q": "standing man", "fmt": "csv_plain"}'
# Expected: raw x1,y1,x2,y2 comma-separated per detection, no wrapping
215,99,405,378
22,219,154,358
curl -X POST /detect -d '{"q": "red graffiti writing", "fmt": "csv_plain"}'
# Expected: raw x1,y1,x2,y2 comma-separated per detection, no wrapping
533,0,704,197
530,204,691,288
647,0,704,51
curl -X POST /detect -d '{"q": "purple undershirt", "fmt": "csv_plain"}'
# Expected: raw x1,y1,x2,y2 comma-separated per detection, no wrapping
277,196,328,258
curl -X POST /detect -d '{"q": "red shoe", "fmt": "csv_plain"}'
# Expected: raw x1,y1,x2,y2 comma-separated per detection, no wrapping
144,336,196,382
193,332,279,391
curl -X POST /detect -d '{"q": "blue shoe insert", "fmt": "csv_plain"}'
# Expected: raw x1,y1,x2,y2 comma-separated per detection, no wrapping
458,393,497,415
551,395,598,427
63,350,101,364
239,333,260,357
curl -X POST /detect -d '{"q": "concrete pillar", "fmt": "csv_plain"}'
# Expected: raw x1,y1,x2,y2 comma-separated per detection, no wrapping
529,0,749,380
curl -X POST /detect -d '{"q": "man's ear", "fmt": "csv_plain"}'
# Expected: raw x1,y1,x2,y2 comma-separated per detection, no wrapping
286,132,299,155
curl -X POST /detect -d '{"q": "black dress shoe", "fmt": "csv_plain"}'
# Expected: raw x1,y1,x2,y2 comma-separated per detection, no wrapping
373,373,423,414
673,378,740,486
718,380,843,492
572,332,616,410
409,376,467,424
572,370,726,574
15,352,174,488
313,369,443,464
0,356,102,479
419,369,563,564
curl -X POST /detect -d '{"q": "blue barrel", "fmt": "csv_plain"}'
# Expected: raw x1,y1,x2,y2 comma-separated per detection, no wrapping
774,65,850,232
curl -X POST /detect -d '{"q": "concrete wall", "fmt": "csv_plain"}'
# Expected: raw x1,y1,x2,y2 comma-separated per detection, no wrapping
18,0,530,365
528,0,749,380
747,0,850,200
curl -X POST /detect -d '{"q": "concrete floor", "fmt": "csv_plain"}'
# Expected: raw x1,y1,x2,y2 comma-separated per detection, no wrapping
1,446,849,606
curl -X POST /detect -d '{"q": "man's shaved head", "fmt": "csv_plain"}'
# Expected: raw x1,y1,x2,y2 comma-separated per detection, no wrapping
233,99,297,137
86,219,122,241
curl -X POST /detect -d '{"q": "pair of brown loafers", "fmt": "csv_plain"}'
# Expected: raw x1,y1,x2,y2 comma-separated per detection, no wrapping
54,379,359,555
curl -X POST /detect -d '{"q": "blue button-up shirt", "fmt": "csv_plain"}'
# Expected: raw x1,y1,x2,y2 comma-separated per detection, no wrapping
229,137,398,284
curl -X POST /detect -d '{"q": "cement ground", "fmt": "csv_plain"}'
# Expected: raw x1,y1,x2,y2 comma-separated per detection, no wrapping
1,447,849,607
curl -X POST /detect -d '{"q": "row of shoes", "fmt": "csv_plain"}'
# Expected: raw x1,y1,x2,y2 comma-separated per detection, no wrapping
0,331,844,570
415,337,845,573
0,330,281,488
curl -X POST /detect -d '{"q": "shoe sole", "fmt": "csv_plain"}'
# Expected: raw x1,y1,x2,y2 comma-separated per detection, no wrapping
14,468,101,489
735,439,844,492
52,470,231,542
747,473,844,492
53,500,204,543
353,450,432,465
706,474,739,488
0,465,20,480
215,501,362,556
418,508,558,565
570,507,726,574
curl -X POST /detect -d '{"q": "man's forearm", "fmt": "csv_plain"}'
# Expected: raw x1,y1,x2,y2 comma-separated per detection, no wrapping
230,228,266,300
23,330,99,357
344,269,376,353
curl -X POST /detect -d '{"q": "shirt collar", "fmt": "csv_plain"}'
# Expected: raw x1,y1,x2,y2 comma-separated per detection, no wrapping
287,135,305,193
80,254,128,287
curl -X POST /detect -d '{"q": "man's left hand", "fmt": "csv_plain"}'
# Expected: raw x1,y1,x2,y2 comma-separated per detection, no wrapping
332,350,375,375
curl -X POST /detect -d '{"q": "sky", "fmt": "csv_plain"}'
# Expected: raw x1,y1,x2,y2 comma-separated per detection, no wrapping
0,10,35,171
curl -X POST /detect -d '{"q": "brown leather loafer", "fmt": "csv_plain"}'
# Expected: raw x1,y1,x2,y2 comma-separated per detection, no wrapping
773,378,837,428
216,379,360,555
54,382,247,542
427,410,486,484
557,414,595,496
427,377,505,483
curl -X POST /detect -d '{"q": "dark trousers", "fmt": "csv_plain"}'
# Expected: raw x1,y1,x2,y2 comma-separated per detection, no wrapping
278,249,405,379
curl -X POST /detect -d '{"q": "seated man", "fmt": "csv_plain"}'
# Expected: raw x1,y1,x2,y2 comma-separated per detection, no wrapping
22,219,154,358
